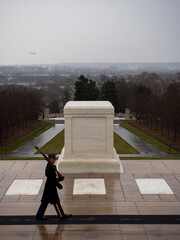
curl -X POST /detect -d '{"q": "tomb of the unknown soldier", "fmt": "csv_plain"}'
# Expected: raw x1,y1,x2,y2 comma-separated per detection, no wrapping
57,101,123,173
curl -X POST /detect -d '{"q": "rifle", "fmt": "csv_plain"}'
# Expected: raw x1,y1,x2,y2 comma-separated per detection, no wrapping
34,145,64,180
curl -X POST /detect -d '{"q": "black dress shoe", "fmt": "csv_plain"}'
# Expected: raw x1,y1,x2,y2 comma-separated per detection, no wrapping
61,214,72,220
36,216,47,220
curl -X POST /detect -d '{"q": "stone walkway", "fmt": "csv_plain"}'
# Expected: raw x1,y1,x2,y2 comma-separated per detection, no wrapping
114,125,170,158
1,160,180,239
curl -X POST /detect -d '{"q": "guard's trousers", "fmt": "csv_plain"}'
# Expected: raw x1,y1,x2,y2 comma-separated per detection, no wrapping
36,201,65,219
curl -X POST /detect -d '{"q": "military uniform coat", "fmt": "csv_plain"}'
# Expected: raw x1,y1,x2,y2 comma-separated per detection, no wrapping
41,163,62,204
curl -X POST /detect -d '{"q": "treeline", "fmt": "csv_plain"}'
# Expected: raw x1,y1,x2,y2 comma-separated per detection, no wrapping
0,86,43,144
131,83,180,142
74,75,180,142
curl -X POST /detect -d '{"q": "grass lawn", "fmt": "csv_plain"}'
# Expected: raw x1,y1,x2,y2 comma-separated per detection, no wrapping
121,122,180,154
36,130,139,155
0,122,54,154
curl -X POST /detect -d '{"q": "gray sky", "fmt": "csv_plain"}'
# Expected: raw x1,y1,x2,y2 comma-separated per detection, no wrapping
1,0,180,65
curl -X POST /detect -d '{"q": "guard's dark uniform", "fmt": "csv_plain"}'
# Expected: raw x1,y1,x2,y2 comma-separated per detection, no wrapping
36,162,65,219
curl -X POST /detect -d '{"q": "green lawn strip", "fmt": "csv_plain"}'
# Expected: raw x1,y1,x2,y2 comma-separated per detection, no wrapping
35,130,139,155
0,122,54,154
121,123,180,154
114,132,139,154
35,129,64,154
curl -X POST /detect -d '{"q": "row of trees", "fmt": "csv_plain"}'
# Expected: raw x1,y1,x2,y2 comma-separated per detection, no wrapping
0,86,43,144
131,83,180,142
74,75,180,142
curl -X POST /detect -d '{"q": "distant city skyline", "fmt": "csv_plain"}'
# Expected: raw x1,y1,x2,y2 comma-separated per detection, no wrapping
1,0,180,65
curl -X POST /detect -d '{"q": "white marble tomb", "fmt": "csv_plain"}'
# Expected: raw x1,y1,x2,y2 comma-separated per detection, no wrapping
57,101,123,173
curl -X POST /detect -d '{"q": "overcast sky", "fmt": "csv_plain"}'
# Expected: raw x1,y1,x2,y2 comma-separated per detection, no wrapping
1,0,180,65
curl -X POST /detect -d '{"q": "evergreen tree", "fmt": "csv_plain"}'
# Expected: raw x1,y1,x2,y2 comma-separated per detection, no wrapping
74,75,99,100
99,81,120,113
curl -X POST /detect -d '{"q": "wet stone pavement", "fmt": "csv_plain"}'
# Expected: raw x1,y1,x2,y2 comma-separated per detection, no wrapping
0,160,180,239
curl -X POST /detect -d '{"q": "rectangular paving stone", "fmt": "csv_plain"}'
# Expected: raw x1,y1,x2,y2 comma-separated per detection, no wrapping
23,161,46,173
159,194,178,202
89,173,104,178
115,202,136,207
161,174,180,194
120,224,148,240
0,161,15,171
104,173,120,179
121,161,155,173
133,173,149,178
163,160,180,172
72,195,90,201
0,230,34,240
124,193,144,202
120,179,140,194
16,172,31,179
87,230,123,240
0,202,40,215
151,161,171,173
10,161,28,171
65,205,116,215
105,186,123,194
90,194,108,201
116,206,139,215
174,173,180,183
142,194,161,202
59,224,121,231
147,173,163,178
107,193,125,202
119,173,134,180
137,205,180,215
0,173,5,181
145,224,180,240
1,195,20,203
60,195,73,202
18,195,38,202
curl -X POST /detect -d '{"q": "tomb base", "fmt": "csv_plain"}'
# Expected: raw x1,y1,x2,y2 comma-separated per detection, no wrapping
57,147,123,173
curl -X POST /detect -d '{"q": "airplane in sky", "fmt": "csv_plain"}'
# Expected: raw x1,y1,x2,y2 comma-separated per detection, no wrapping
29,52,37,55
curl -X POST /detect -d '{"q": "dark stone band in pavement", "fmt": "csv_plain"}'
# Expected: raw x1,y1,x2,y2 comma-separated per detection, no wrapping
1,215,180,225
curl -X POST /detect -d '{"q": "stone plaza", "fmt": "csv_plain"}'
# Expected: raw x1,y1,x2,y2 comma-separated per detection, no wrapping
1,159,180,239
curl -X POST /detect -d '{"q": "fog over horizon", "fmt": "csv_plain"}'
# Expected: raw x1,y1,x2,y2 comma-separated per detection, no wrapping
1,0,180,65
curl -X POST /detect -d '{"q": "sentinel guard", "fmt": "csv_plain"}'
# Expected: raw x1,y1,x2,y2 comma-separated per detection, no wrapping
35,146,72,221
